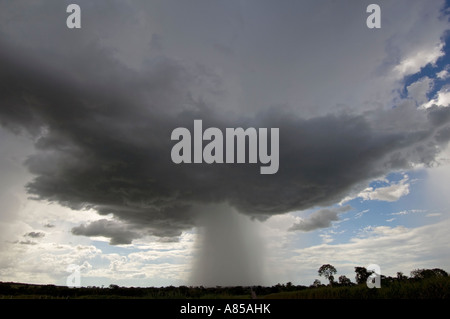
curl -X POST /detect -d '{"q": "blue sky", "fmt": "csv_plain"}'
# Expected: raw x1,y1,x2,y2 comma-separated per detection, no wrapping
0,0,449,288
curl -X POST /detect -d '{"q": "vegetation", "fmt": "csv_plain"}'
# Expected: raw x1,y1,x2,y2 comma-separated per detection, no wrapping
263,276,450,299
0,282,306,299
264,266,450,299
318,264,337,287
0,265,448,299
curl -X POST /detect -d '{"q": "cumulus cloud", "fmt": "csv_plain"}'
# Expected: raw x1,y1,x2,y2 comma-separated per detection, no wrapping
436,66,450,79
424,88,450,108
393,42,444,78
356,175,411,202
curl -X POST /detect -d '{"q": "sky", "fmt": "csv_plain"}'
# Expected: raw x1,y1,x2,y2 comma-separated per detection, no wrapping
0,0,449,287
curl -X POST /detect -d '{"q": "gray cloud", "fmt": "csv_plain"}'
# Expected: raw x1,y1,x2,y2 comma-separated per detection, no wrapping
71,219,140,245
24,231,45,239
0,0,449,246
19,240,37,246
289,206,352,232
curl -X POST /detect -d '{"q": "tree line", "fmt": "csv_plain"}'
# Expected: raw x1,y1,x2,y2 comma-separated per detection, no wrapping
0,266,447,298
314,264,448,287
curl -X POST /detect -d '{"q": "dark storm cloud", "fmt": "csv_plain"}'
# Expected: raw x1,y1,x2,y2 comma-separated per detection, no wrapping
1,2,450,244
1,36,450,244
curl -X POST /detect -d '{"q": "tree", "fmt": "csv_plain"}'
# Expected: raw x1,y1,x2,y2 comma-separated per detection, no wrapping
396,272,408,281
411,268,448,280
338,275,352,286
318,264,337,286
311,279,322,288
355,267,371,285
285,282,294,291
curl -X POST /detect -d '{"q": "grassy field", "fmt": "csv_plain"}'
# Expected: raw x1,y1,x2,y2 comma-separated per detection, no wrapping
262,276,450,299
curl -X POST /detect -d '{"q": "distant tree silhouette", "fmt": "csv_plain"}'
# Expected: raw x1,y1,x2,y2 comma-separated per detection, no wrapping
318,264,337,287
311,279,322,288
338,275,352,286
411,268,448,279
396,272,408,281
355,266,371,285
285,282,294,291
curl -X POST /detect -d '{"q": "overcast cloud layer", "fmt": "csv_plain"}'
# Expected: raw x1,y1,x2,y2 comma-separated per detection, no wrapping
0,0,449,249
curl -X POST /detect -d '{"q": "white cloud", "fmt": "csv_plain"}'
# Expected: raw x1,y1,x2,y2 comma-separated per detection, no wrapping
436,65,450,79
0,242,102,285
355,209,370,219
0,229,197,286
357,175,410,202
340,175,411,205
273,219,450,285
260,213,300,255
320,233,334,244
319,229,345,244
391,209,426,216
393,42,444,79
86,233,196,286
437,70,449,79
423,87,450,108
